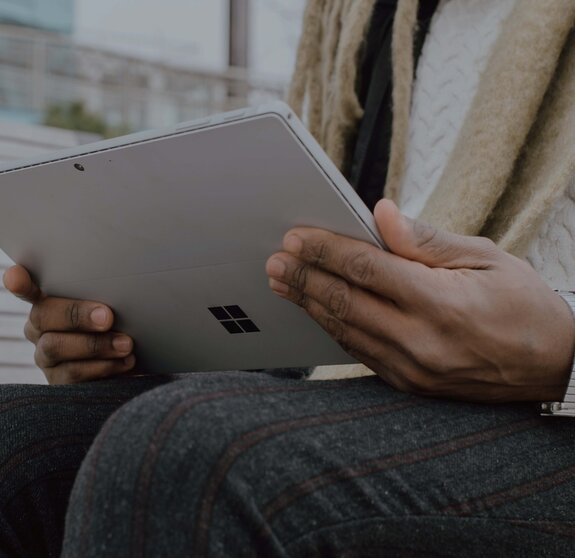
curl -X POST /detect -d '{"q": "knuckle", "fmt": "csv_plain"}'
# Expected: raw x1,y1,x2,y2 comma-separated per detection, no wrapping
345,250,377,284
297,292,310,309
66,302,81,330
292,264,309,292
29,304,43,332
36,333,64,365
86,334,103,357
305,238,330,266
292,293,317,312
413,220,440,250
326,280,351,320
324,315,346,345
24,321,36,343
413,222,457,263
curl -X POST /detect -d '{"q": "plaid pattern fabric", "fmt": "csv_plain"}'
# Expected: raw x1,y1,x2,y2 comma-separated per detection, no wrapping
2,372,575,557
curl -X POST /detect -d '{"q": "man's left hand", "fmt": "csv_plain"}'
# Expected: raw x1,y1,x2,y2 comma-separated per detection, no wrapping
266,200,575,403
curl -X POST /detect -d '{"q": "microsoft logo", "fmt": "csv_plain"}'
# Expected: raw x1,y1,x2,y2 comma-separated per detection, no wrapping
209,305,261,334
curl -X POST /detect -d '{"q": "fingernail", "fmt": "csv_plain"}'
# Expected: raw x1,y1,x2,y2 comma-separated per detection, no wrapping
91,307,108,327
113,335,132,354
284,234,303,254
124,354,136,368
269,278,290,295
267,257,286,278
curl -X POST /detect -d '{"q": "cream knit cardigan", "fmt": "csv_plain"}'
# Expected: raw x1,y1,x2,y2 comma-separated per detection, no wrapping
288,0,575,380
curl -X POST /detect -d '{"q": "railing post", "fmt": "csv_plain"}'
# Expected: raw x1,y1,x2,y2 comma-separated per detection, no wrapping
0,25,284,131
31,37,47,116
228,0,250,107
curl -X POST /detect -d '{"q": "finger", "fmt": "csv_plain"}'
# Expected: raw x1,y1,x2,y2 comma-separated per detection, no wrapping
3,265,44,304
44,355,137,385
29,297,114,334
267,254,411,342
275,229,429,304
289,293,429,394
35,332,133,369
24,320,41,344
290,286,398,362
373,199,499,269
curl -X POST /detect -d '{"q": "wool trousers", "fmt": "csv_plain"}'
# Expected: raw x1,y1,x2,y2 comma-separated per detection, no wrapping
1,371,575,558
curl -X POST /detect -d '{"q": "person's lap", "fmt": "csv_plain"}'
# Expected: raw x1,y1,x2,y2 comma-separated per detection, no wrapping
1,372,575,558
0,374,177,558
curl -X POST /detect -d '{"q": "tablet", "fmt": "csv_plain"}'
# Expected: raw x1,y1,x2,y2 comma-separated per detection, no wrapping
0,102,384,373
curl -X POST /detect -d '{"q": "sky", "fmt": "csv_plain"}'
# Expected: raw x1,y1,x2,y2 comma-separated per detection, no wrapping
74,0,306,79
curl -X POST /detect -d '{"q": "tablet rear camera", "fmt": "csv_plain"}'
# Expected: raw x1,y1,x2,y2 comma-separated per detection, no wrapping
74,163,85,172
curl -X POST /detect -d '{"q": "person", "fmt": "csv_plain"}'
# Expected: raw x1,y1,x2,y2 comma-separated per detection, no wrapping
1,0,575,556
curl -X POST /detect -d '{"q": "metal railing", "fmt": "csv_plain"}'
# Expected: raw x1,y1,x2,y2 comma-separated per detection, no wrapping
0,24,287,132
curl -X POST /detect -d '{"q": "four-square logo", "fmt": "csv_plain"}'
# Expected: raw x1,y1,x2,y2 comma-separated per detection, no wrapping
208,305,261,334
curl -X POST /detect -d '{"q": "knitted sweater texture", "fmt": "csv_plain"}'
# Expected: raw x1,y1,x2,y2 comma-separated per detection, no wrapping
402,0,575,290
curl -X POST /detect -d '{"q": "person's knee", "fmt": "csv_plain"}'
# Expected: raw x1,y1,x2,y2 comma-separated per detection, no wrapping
63,373,300,557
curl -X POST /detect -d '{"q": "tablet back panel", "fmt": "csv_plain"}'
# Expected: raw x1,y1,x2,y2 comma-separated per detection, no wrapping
0,105,383,372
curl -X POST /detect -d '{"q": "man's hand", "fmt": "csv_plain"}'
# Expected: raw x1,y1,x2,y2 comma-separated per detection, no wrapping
266,200,575,403
3,266,135,385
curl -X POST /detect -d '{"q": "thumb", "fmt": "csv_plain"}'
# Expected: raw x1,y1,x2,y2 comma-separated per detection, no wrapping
3,265,44,304
373,199,498,269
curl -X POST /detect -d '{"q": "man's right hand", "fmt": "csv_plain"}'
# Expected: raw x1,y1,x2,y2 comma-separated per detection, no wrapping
3,265,136,385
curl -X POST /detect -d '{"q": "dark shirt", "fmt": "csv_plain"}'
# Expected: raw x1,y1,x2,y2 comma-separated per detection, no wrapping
349,0,440,211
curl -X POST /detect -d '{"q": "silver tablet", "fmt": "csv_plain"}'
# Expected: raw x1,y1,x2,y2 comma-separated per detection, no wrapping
0,102,384,373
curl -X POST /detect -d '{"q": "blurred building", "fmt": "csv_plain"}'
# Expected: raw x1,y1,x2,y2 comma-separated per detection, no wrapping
0,24,285,129
0,0,74,34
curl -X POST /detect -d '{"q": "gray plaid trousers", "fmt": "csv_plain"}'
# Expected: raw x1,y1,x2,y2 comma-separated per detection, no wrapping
1,371,575,557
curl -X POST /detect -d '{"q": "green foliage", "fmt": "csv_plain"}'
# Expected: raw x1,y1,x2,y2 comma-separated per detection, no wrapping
44,101,130,139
